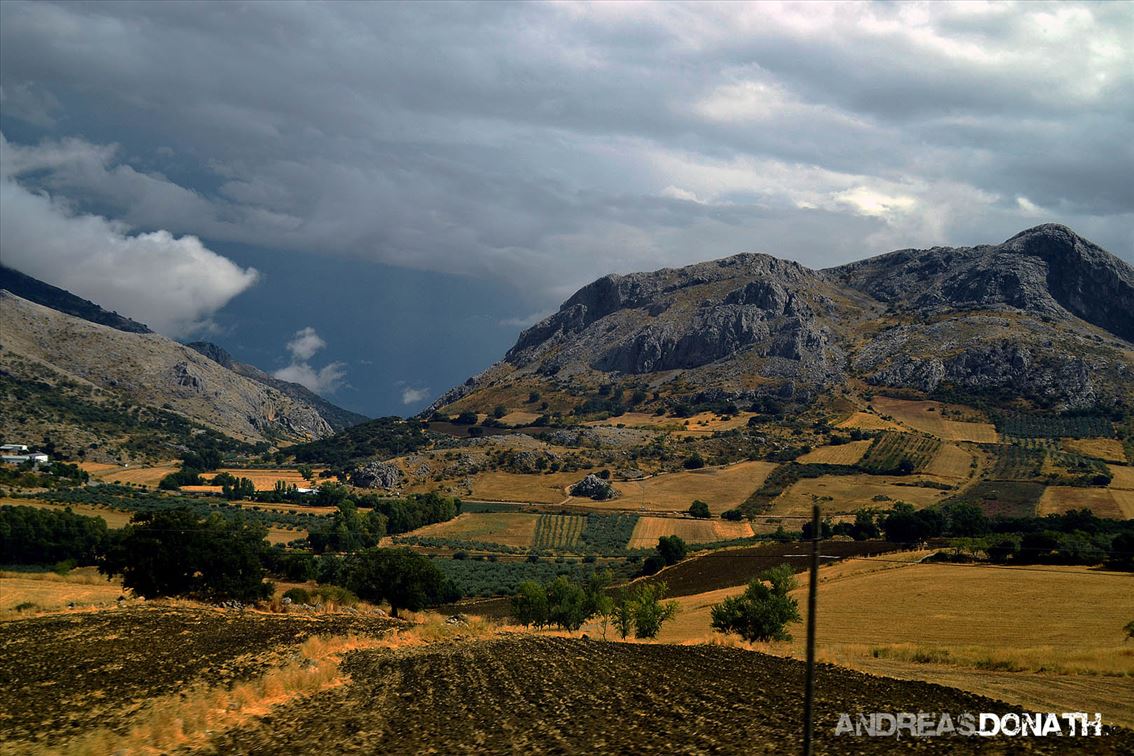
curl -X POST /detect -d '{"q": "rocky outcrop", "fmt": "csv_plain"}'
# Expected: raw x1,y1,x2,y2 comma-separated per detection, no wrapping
571,474,616,500
349,461,404,489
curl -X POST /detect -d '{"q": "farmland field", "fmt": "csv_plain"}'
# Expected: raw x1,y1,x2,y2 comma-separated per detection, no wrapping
769,474,952,517
626,516,754,549
533,513,585,549
1063,437,1128,463
922,443,974,480
858,432,942,474
835,411,904,432
606,460,778,514
996,413,1115,439
795,439,872,465
984,443,1045,480
196,635,1112,754
1110,465,1134,490
408,512,539,547
0,567,124,611
943,480,1044,518
870,397,999,443
469,471,581,504
215,468,332,491
1038,487,1129,519
585,411,755,435
658,557,1134,727
79,461,178,486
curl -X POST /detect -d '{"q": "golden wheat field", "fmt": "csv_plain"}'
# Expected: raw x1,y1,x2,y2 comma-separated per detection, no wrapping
606,461,778,514
1038,486,1130,519
408,512,540,547
79,461,179,486
835,412,904,432
655,555,1134,727
795,440,872,466
498,411,543,427
871,397,999,443
768,474,951,517
626,516,754,549
1063,437,1128,463
215,468,332,491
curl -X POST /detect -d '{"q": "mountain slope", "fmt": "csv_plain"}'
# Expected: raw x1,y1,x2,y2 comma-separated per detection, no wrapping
185,341,368,432
0,291,333,455
0,265,152,334
436,225,1134,414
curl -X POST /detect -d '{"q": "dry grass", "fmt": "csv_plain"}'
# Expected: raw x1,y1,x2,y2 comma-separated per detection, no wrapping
1108,464,1134,491
922,442,975,480
1038,486,1127,520
499,411,542,427
769,474,951,516
795,440,872,466
656,555,1134,726
0,567,123,612
215,468,333,491
626,517,754,549
408,512,539,547
1063,438,1128,463
871,397,999,443
82,462,179,487
469,471,581,504
606,461,779,514
1112,490,1134,519
585,411,756,435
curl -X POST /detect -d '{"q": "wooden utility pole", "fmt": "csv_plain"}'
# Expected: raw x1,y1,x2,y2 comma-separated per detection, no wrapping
802,501,820,756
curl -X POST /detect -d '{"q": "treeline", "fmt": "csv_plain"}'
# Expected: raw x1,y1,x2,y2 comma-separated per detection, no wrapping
0,505,107,565
306,491,460,553
511,572,678,639
286,417,430,467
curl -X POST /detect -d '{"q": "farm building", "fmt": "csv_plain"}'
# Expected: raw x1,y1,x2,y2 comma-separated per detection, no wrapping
0,444,30,453
1,452,50,466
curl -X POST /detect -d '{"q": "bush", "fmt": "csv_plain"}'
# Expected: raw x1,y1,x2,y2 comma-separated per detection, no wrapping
656,535,687,565
628,582,678,639
711,564,801,642
310,584,359,607
682,453,705,470
721,508,744,521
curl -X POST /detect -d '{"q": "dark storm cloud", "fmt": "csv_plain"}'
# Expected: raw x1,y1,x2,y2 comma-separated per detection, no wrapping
1,0,1130,328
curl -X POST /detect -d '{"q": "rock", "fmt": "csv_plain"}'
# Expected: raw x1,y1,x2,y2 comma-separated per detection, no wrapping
571,474,616,500
350,461,404,489
445,613,470,626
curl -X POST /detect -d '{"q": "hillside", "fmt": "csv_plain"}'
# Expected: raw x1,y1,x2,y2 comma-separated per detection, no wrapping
0,265,152,334
186,341,368,432
435,225,1134,415
0,291,333,460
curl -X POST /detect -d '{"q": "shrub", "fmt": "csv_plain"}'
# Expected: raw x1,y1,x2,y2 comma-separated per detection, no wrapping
721,508,744,521
283,587,311,604
683,452,705,470
688,500,711,519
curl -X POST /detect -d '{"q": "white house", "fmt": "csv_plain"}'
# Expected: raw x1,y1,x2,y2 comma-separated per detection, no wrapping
1,452,50,466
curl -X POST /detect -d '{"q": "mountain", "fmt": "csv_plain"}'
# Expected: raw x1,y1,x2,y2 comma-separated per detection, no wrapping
185,341,368,432
434,225,1134,415
0,265,152,334
0,291,334,461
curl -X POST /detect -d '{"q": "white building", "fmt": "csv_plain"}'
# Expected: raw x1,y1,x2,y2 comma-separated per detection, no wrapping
1,452,50,466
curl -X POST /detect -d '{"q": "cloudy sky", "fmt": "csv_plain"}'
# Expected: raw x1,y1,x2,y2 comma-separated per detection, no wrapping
1,1,1131,416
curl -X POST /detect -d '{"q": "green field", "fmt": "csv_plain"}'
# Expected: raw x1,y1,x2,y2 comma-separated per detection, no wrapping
533,514,585,549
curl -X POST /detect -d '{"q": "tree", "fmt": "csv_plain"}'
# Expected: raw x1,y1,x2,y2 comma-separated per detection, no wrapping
656,535,687,565
585,570,616,639
100,508,272,602
222,476,256,500
630,582,678,639
613,599,635,639
493,404,508,419
710,564,801,642
546,575,590,631
512,580,549,628
297,464,315,483
527,391,541,404
683,452,705,470
344,548,453,618
453,411,478,425
688,500,711,519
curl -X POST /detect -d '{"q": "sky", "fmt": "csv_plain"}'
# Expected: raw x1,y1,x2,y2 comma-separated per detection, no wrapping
1,1,1131,417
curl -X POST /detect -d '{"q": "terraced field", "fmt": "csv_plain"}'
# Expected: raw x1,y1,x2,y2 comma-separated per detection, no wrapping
626,516,754,549
198,636,1128,754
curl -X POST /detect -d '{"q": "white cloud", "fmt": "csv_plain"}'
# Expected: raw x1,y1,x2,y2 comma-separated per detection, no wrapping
400,386,431,405
272,326,345,396
0,134,258,337
285,326,326,362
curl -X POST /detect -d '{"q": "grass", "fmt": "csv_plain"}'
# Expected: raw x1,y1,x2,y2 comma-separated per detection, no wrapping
1038,486,1128,520
410,512,539,548
469,471,581,504
655,555,1134,726
769,474,952,516
871,397,999,443
1110,465,1134,491
626,516,754,549
80,461,179,486
795,440,872,466
858,432,942,474
606,461,778,514
835,412,903,432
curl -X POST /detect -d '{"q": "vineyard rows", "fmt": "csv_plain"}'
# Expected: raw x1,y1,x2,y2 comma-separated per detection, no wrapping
534,514,585,549
858,432,942,474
